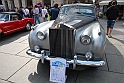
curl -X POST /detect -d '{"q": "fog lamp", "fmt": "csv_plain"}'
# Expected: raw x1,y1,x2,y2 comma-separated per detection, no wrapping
85,51,93,60
34,45,40,52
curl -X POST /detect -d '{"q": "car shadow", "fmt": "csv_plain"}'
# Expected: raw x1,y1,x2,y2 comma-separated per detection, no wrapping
27,37,124,83
28,60,80,83
111,37,124,44
0,31,30,46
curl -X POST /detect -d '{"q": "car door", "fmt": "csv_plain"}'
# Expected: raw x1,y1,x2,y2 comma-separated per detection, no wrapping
0,22,11,35
0,14,11,35
9,14,22,33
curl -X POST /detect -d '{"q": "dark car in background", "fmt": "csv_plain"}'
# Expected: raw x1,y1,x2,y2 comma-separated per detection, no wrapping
26,3,106,70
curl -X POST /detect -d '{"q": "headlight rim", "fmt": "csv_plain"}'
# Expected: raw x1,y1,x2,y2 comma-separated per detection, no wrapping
37,31,46,40
80,34,92,45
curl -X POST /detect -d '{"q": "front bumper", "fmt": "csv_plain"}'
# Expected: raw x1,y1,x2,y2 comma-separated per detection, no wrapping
26,49,105,69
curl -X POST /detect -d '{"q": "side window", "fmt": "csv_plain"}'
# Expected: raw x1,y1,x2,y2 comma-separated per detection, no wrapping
17,14,22,20
4,14,9,21
10,15,19,21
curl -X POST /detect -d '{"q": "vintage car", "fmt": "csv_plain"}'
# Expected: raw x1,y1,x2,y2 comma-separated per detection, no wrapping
0,12,34,40
27,4,106,70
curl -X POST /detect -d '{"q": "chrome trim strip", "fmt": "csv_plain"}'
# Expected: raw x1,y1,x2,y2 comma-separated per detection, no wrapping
4,28,23,34
26,50,105,67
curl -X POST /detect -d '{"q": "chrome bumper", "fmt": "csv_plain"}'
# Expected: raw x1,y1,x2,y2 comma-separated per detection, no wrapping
26,49,105,69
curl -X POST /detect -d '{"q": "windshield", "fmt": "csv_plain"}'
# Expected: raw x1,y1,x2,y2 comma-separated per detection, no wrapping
60,6,95,17
0,14,9,21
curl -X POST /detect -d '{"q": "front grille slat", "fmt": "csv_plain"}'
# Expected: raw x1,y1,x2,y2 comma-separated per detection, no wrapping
49,26,75,59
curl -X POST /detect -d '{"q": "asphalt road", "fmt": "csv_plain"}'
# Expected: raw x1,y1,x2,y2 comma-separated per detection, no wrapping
0,19,124,83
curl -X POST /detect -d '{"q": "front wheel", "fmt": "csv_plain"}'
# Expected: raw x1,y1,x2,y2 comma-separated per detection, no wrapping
25,22,31,31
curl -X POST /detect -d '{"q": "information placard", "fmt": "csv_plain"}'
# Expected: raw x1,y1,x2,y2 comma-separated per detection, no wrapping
50,58,66,83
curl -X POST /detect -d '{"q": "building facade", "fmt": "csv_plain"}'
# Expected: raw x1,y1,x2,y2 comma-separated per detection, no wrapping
1,0,93,10
0,0,2,4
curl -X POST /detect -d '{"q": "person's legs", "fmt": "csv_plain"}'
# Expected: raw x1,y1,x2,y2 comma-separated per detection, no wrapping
106,28,109,35
109,28,112,35
45,17,47,21
25,15,28,18
38,17,41,24
108,20,115,38
36,14,40,24
43,17,45,22
34,15,36,25
108,28,113,38
106,20,110,35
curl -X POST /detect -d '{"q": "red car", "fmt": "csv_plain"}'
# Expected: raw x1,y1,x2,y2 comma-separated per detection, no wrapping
0,12,34,40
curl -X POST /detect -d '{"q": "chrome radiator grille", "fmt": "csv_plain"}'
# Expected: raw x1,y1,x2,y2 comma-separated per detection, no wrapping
49,28,75,59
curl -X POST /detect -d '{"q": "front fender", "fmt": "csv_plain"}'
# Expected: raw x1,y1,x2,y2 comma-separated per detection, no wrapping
75,22,106,58
29,21,54,50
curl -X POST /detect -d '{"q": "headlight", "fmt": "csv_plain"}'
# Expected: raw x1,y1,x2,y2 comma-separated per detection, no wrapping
37,31,46,40
80,35,91,45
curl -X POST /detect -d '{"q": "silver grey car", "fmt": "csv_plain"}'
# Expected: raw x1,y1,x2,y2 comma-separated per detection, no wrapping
26,4,106,70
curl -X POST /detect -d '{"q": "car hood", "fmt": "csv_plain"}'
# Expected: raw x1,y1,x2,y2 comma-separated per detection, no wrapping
65,19,96,29
51,16,97,29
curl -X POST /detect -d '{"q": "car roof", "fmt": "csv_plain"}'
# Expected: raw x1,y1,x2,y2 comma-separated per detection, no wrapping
63,3,94,7
0,12,18,14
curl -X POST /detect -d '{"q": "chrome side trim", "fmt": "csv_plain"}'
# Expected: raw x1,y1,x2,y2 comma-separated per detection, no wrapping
26,50,105,67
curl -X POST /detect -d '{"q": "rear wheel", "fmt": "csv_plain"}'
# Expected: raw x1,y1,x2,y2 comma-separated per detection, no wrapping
25,22,31,31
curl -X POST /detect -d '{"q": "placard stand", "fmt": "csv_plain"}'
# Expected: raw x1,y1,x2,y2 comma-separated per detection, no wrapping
50,58,67,83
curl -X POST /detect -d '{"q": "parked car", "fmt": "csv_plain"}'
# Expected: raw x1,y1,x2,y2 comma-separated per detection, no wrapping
0,12,34,40
26,4,106,70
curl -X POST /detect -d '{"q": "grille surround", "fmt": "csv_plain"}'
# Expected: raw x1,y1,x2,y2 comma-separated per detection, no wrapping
49,24,75,59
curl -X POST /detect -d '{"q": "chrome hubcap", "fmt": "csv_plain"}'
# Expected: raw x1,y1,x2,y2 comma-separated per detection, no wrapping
26,23,31,30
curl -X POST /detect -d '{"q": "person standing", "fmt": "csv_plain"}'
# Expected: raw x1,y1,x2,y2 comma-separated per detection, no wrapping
15,7,18,12
28,5,33,18
24,7,29,18
106,1,119,38
33,5,41,25
50,3,59,20
41,6,48,22
18,7,24,17
47,5,51,21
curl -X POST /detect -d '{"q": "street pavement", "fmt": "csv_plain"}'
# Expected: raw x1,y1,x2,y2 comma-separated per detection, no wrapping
0,18,124,83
